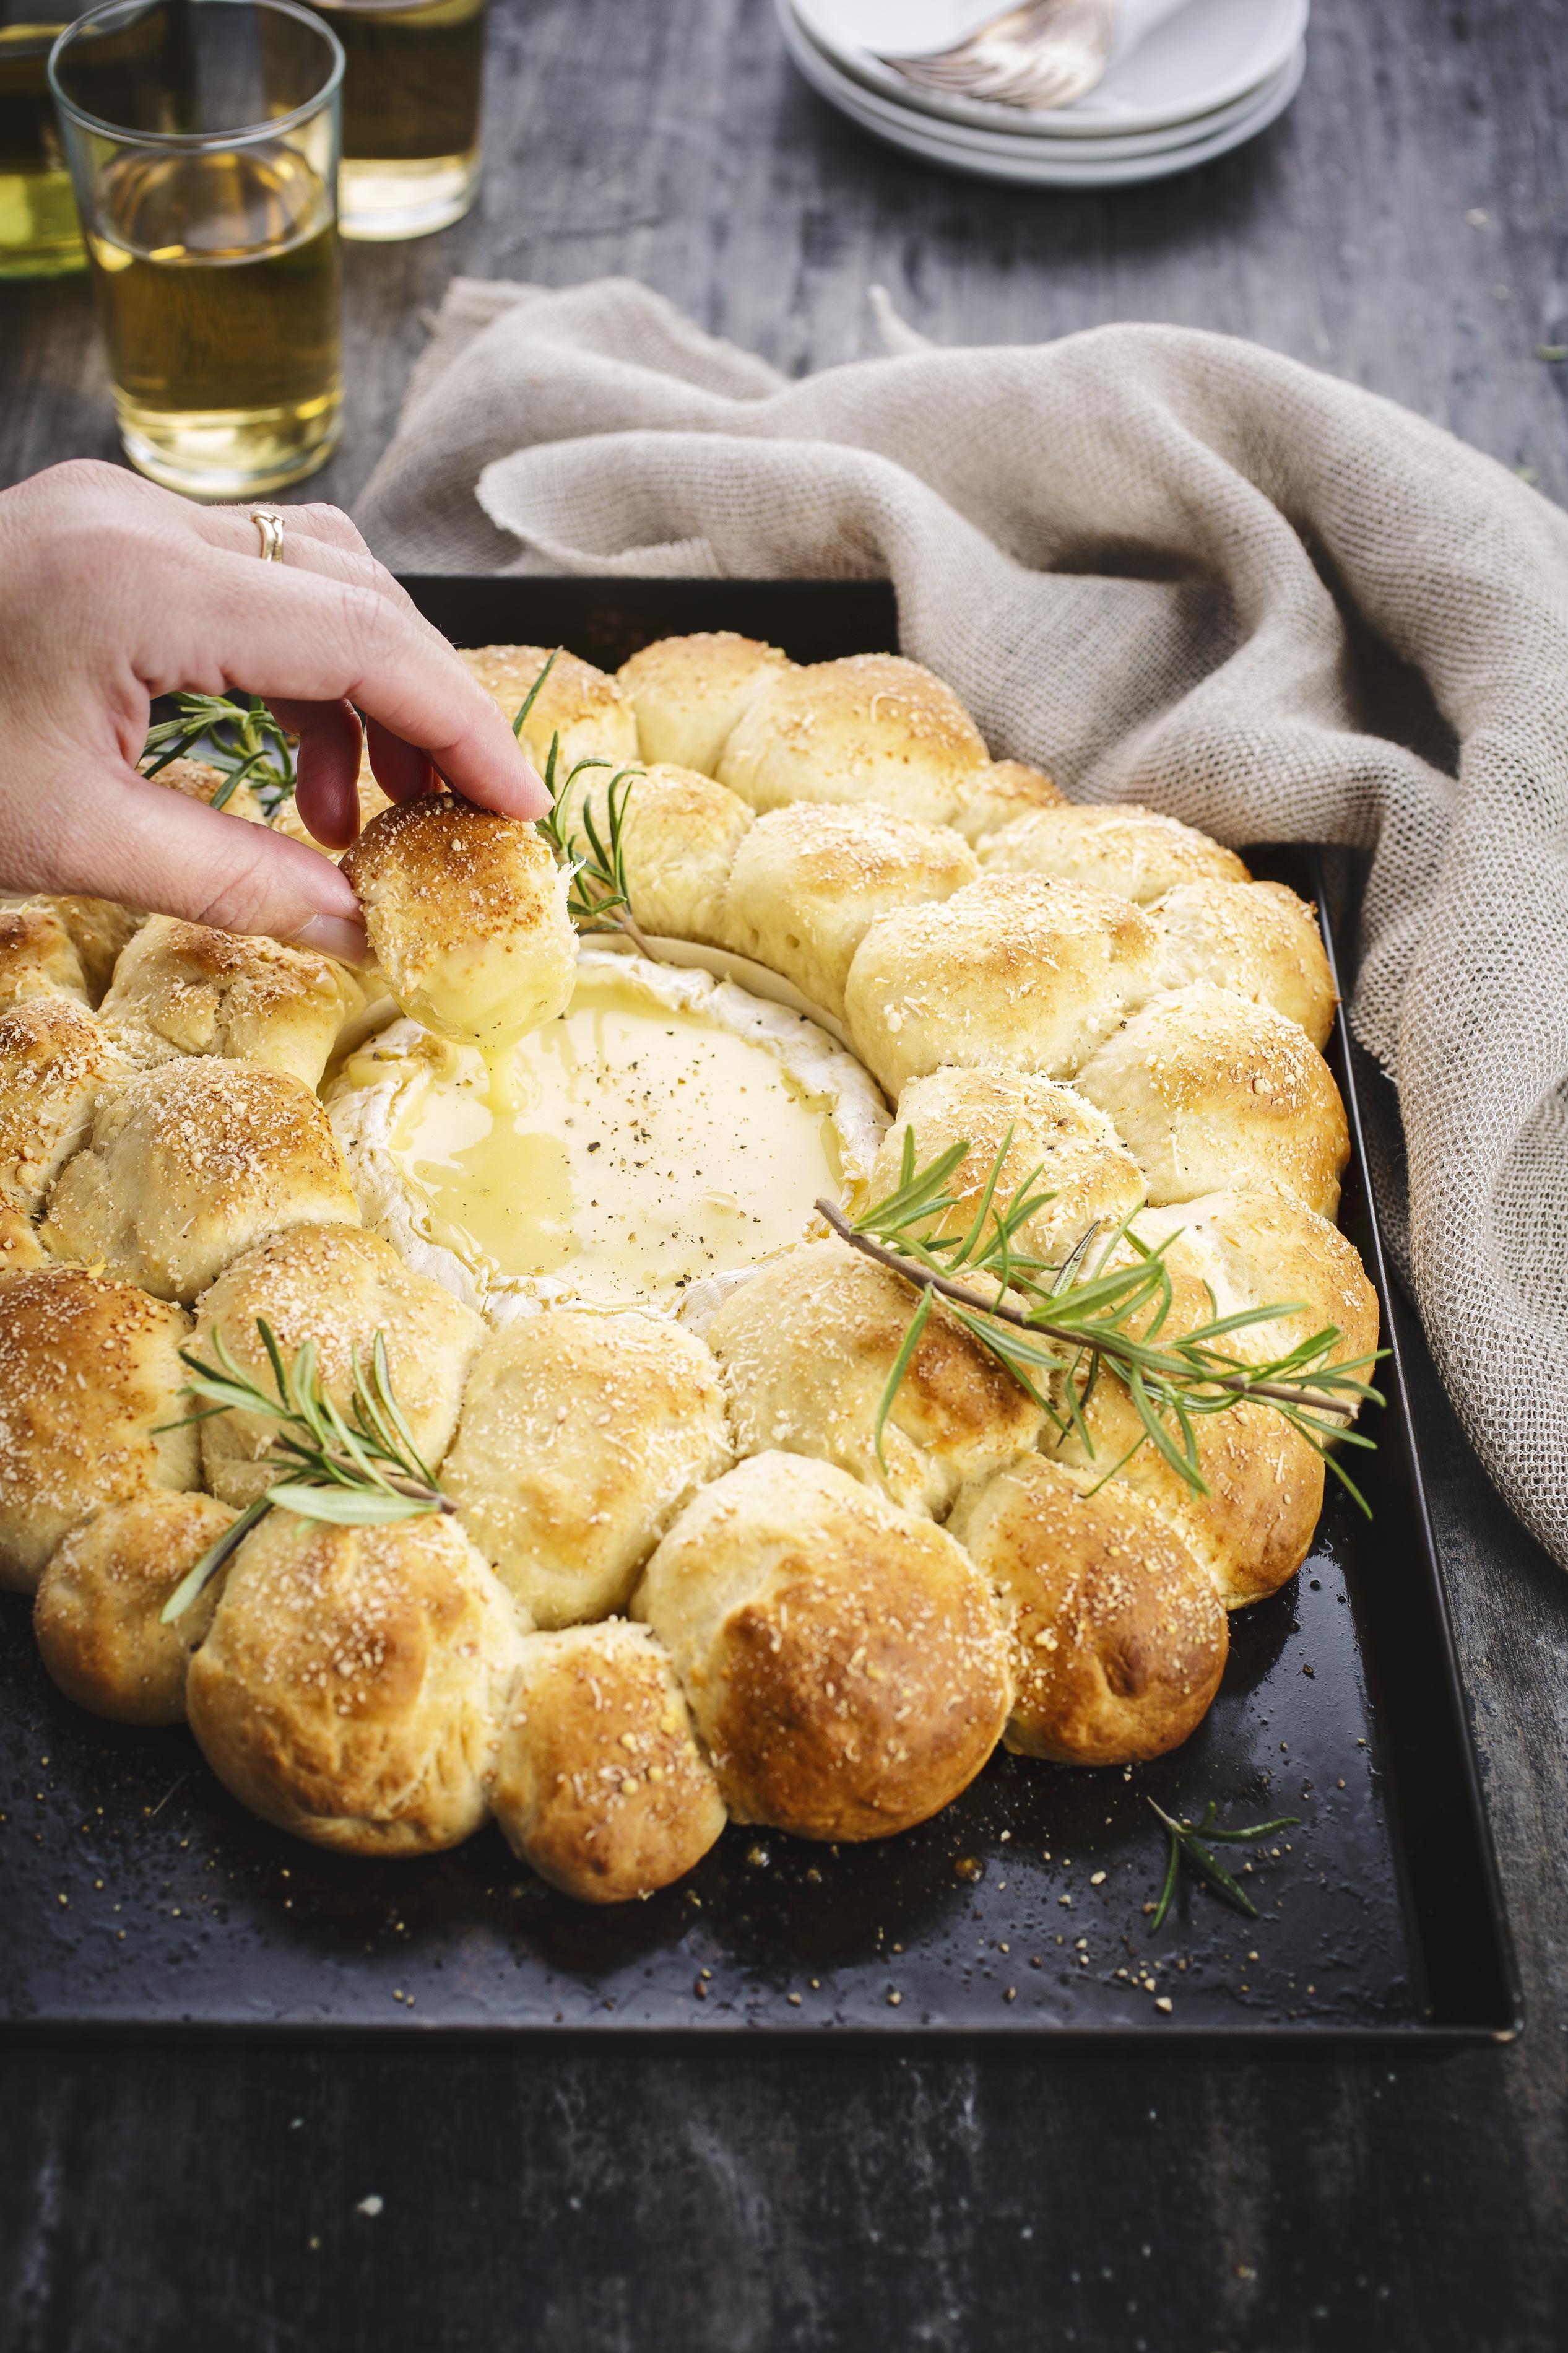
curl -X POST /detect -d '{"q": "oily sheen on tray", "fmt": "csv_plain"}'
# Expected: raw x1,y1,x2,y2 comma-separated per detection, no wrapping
0,635,1375,1904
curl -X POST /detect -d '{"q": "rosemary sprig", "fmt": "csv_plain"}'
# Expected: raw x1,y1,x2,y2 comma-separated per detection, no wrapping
1146,1796,1302,1930
158,1319,454,1624
513,648,652,956
142,692,297,817
816,1133,1384,1508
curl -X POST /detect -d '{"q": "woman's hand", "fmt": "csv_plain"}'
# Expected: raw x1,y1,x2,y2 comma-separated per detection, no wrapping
0,462,547,962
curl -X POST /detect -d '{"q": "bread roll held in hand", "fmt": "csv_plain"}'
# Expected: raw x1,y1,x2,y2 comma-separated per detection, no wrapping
0,995,129,1216
443,1311,732,1629
194,1224,483,1508
34,1491,237,1725
490,1620,726,1902
42,1058,360,1303
717,655,991,829
719,801,978,1020
950,1456,1227,1765
634,1451,1011,1841
844,874,1159,1099
1150,879,1336,1048
0,903,89,1011
707,1240,1041,1520
0,1266,197,1591
342,793,576,1050
187,1510,527,1856
462,643,639,776
616,630,790,776
98,916,366,1087
979,802,1248,901
555,760,753,946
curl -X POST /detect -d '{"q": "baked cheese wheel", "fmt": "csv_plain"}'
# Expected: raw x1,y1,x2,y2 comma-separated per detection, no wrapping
33,1491,237,1725
717,654,991,828
0,994,129,1216
616,631,790,776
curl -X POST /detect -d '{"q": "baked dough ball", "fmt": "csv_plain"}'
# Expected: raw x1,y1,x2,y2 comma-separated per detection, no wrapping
558,760,753,945
844,874,1160,1100
870,1064,1146,1269
0,903,88,1010
0,996,129,1215
99,916,367,1086
1073,982,1349,1217
342,793,576,1049
269,769,392,858
443,1311,732,1629
616,631,791,776
635,1451,1011,1840
948,759,1065,845
950,1456,1228,1765
33,1491,236,1725
187,1510,527,1856
979,802,1249,901
194,1224,484,1508
0,1205,48,1277
490,1621,727,1902
153,754,268,827
719,802,978,1020
461,643,640,777
0,1266,198,1591
40,897,144,1002
43,1058,360,1303
707,1240,1041,1519
1151,879,1336,1048
717,655,990,829
1132,1188,1379,1374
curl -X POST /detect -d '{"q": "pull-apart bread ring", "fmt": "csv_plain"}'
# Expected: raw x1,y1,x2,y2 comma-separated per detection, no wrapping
98,916,367,1086
443,1311,733,1629
342,793,576,1050
41,1058,360,1303
557,761,754,947
0,996,129,1216
194,1224,484,1508
186,1511,528,1856
1073,981,1349,1216
1150,879,1336,1048
490,1620,727,1903
0,904,89,1011
634,1451,1011,1841
0,1266,198,1590
34,1491,238,1725
461,643,640,775
707,1239,1042,1520
950,1456,1228,1767
616,631,791,776
844,873,1160,1099
717,655,992,829
979,802,1248,901
719,802,979,1020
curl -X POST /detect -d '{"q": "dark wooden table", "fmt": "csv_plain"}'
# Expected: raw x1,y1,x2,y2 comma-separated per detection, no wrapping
3,2,1567,2347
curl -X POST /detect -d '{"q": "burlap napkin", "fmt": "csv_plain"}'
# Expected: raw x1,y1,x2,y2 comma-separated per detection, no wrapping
355,276,1568,1573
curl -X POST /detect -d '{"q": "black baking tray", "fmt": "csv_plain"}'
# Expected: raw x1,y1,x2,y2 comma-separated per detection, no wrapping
0,576,1518,2043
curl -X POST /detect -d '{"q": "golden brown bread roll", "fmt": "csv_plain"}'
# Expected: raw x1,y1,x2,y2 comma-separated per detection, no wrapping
717,655,991,828
153,755,268,827
42,1058,360,1303
186,1510,528,1856
706,1240,1041,1518
98,916,367,1086
489,1620,727,1902
1072,982,1349,1217
979,802,1250,900
633,1450,1011,1840
950,1456,1228,1765
557,761,753,945
461,643,639,777
0,903,89,1011
718,801,978,1020
0,1204,48,1277
844,874,1160,1100
0,995,130,1216
40,897,145,1001
948,759,1065,845
868,1064,1146,1269
269,770,393,858
342,793,576,1049
443,1311,732,1628
34,1490,236,1724
0,1266,199,1591
616,630,790,776
1150,879,1337,1048
194,1223,484,1508
1131,1189,1379,1374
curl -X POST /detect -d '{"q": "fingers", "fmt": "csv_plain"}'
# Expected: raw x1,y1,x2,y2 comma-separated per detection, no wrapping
269,696,365,851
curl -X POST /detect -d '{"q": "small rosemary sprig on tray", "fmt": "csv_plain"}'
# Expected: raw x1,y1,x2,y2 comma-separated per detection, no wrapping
816,1133,1384,1509
513,648,652,955
158,1318,454,1624
1146,1796,1302,1930
142,692,297,817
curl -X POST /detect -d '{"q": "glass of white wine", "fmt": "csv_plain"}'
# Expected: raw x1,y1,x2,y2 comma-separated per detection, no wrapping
310,0,486,241
0,4,84,276
50,0,345,498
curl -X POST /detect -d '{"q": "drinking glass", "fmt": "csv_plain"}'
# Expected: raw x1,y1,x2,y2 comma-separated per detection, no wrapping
0,2,84,275
309,0,485,240
50,0,344,497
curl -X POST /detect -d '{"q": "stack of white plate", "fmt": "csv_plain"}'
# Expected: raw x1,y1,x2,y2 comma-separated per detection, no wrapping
779,0,1309,188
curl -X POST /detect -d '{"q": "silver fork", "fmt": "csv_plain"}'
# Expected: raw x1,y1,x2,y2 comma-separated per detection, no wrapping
877,0,1123,111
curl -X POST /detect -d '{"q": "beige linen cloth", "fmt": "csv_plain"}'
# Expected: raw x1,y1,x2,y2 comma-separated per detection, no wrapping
356,276,1568,1572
